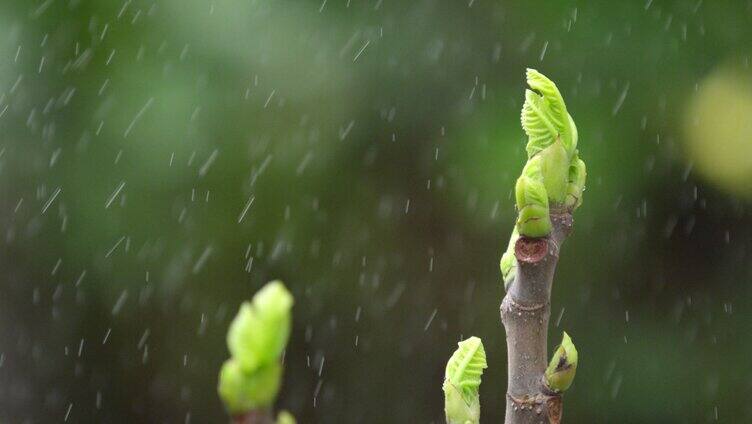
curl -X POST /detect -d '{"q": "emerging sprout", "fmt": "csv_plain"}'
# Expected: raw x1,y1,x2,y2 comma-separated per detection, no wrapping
218,281,294,415
544,332,579,393
443,337,488,424
501,69,587,289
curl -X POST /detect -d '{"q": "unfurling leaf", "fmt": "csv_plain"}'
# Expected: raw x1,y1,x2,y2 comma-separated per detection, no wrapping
444,337,488,424
522,68,577,156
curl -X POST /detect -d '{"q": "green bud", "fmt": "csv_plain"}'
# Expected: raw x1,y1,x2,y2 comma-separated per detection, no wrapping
538,142,571,204
219,281,294,415
544,332,578,393
276,411,296,424
565,153,587,210
515,159,552,237
227,280,294,373
443,337,487,424
500,226,519,290
218,358,282,413
518,69,580,213
500,251,516,289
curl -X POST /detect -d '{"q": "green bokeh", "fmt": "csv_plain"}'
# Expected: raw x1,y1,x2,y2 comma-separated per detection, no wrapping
0,0,751,422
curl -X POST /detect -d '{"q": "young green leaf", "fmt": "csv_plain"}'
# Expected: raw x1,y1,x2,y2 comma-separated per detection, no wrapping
523,68,577,156
443,337,488,424
522,88,560,157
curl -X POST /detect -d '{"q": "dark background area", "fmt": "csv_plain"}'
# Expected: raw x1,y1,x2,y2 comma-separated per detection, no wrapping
1,0,751,422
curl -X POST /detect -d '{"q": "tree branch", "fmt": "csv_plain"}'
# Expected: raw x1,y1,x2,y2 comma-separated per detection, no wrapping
501,212,572,424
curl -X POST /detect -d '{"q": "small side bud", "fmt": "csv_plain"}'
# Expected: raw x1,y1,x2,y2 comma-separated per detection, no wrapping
544,332,578,393
500,251,517,290
565,154,587,210
500,228,519,290
443,337,488,424
276,411,297,424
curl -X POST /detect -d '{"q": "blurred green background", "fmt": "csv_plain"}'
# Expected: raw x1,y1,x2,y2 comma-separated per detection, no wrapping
1,0,751,422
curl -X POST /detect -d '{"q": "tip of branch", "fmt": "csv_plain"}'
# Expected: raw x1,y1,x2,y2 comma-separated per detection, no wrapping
550,212,573,235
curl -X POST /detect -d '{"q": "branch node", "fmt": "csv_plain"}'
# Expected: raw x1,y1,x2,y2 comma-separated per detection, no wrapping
507,392,562,423
514,237,548,263
503,296,547,313
507,393,543,410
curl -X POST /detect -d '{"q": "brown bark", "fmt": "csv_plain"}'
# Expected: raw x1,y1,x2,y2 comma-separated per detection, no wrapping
500,213,572,424
232,409,274,424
